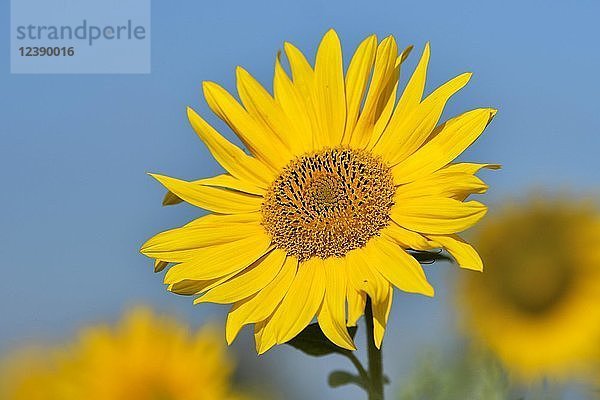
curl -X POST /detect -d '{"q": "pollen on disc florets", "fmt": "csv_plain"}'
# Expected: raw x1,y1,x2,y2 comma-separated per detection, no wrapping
261,147,396,261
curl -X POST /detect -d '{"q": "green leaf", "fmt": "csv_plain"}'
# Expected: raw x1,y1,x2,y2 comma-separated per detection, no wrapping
408,250,453,264
285,323,357,357
328,370,365,389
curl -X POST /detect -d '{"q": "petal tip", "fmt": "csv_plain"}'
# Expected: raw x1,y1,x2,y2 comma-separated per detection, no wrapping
374,336,383,349
185,106,197,118
382,34,396,44
202,80,218,94
324,28,339,38
400,45,414,62
148,173,168,186
487,108,498,123
235,65,248,78
154,261,167,273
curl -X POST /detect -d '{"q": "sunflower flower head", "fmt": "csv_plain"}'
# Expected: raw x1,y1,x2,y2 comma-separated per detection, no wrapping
141,29,498,354
0,308,251,400
458,199,600,380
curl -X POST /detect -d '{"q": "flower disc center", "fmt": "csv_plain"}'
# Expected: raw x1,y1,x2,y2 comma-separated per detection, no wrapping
499,252,574,315
261,147,396,261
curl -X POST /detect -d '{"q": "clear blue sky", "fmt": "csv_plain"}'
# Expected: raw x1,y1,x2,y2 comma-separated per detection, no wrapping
1,0,599,398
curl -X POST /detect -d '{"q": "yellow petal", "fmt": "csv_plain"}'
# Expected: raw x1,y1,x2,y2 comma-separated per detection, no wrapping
391,108,497,184
442,162,501,174
162,189,184,206
366,45,413,149
273,56,314,152
317,298,355,351
183,212,262,228
317,257,355,350
370,80,399,146
272,257,326,344
149,174,263,214
154,260,168,273
395,170,488,201
163,234,272,283
392,43,430,121
349,36,398,148
196,249,286,304
343,34,377,143
283,42,322,149
255,317,278,354
167,273,235,296
372,284,393,348
426,234,483,271
365,37,399,121
399,44,414,64
226,256,297,344
345,248,389,304
283,42,315,98
381,223,435,250
366,237,434,296
236,67,306,155
374,73,472,164
368,43,427,151
162,174,265,206
346,287,366,327
196,174,266,196
203,81,292,170
186,107,274,187
141,219,264,263
313,29,346,146
391,197,487,235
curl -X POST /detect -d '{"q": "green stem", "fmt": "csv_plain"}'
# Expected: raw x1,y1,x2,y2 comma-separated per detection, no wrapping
342,351,370,385
365,297,384,400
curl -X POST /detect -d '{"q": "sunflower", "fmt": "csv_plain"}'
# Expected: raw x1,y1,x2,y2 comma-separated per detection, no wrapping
0,308,251,400
0,350,57,400
141,29,497,353
458,199,600,380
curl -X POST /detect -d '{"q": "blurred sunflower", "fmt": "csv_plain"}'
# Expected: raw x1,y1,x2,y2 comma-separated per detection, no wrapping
0,349,57,400
141,29,497,353
0,308,251,400
459,200,600,380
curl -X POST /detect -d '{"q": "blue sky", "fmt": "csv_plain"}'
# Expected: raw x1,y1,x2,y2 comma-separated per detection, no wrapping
1,0,599,398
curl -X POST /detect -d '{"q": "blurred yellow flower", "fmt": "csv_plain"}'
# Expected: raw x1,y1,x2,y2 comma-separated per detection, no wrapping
0,308,251,400
141,28,497,353
0,349,58,400
459,199,600,380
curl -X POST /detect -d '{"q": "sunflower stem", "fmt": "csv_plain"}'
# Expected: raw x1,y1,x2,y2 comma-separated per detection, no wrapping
365,297,384,400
